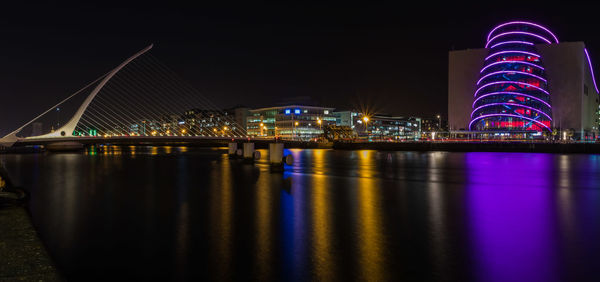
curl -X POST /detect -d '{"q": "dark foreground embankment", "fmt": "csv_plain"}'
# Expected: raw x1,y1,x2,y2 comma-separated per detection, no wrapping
333,141,600,154
0,165,62,281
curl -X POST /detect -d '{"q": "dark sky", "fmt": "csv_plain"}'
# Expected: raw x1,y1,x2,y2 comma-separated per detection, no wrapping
1,1,597,135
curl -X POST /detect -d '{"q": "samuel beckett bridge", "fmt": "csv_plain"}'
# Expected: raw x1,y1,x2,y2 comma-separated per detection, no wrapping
0,45,255,149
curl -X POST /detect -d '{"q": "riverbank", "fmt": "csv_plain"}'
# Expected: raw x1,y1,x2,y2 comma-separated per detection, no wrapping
0,165,62,281
0,207,62,281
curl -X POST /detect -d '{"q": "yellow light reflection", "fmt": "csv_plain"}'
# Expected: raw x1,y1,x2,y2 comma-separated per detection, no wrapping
129,145,136,156
312,173,334,280
358,150,375,178
313,149,326,175
254,170,274,281
356,150,386,281
208,154,233,280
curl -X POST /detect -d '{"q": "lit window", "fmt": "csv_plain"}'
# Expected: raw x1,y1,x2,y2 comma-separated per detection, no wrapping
324,110,329,114
294,109,301,115
285,109,291,115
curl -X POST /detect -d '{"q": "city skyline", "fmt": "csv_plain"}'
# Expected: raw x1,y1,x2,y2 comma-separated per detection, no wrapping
1,2,598,135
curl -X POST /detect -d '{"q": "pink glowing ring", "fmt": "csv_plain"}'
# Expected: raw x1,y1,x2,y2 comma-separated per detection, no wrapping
489,41,535,49
471,102,552,120
487,21,559,44
485,50,541,61
486,31,552,48
584,48,599,94
477,70,547,85
472,92,552,109
480,60,544,73
475,81,549,97
469,114,551,131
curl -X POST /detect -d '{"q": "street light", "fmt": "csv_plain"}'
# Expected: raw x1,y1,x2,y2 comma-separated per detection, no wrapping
294,121,299,140
317,118,322,130
436,114,441,130
260,122,264,136
363,116,369,139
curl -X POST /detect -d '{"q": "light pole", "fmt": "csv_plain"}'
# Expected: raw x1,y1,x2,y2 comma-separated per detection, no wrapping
260,122,264,136
436,114,441,131
363,116,369,140
295,121,299,140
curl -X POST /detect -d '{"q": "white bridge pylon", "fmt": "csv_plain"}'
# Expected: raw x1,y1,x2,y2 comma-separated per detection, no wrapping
0,44,247,147
32,45,154,139
0,45,153,147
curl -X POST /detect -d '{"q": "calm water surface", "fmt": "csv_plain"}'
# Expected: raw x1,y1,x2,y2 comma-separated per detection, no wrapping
2,147,600,281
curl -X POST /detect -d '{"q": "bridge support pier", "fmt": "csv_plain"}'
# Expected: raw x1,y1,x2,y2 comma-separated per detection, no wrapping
269,143,284,171
228,143,238,157
243,143,255,162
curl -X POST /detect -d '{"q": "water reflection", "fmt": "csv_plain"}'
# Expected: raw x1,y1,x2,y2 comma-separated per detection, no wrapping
209,154,234,281
174,155,190,281
356,150,386,281
2,148,600,281
254,165,275,281
466,153,559,282
311,153,334,280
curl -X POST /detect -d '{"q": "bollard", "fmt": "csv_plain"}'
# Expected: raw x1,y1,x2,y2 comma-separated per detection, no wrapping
243,143,255,160
269,143,284,165
228,143,238,156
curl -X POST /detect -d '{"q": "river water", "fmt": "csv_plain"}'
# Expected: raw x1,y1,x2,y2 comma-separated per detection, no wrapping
2,146,600,281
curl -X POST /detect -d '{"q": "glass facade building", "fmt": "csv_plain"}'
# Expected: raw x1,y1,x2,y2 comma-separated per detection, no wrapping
354,114,421,141
470,22,556,133
247,105,336,140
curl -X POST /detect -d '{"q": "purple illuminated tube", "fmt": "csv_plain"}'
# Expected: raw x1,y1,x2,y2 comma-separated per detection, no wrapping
487,21,560,44
475,81,549,97
584,48,600,94
477,71,547,85
480,61,544,73
486,32,552,48
470,103,552,119
472,92,552,109
469,114,551,131
485,50,541,61
489,41,534,48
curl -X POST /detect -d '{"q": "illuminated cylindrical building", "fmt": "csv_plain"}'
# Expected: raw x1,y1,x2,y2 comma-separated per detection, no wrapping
469,22,558,132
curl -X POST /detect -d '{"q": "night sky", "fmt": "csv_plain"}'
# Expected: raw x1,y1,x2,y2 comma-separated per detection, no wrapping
1,1,597,135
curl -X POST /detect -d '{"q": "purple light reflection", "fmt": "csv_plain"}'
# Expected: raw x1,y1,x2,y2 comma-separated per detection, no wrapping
465,152,559,282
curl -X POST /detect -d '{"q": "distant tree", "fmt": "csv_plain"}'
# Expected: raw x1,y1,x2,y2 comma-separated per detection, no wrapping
323,125,357,142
